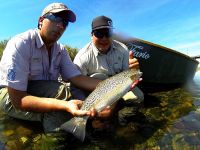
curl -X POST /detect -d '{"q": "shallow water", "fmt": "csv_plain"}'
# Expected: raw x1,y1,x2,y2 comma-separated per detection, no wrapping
1,72,200,150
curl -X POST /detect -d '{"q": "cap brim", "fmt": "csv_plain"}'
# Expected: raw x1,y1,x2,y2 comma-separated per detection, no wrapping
49,9,76,22
93,26,114,31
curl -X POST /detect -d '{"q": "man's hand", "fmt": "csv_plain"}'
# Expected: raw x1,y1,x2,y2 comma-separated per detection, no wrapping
129,51,139,69
91,105,116,129
91,106,112,129
97,106,112,118
66,100,113,118
65,100,96,116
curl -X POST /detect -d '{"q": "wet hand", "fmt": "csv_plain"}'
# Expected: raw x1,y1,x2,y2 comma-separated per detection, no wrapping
129,51,139,69
91,106,112,129
97,106,112,118
66,100,91,116
88,106,112,118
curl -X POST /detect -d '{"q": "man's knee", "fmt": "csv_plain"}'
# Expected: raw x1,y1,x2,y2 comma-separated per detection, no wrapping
122,87,144,105
0,88,8,110
90,73,108,80
42,111,71,133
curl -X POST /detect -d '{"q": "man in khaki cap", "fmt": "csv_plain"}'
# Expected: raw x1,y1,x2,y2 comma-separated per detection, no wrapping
0,3,111,133
41,3,76,18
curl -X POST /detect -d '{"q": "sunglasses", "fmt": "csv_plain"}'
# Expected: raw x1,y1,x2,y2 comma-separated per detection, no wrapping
43,13,69,27
93,30,112,39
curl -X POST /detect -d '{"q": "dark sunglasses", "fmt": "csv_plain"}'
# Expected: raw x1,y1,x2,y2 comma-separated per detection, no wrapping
93,30,112,39
43,13,69,27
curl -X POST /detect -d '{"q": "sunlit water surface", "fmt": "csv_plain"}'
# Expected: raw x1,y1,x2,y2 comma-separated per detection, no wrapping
1,71,200,150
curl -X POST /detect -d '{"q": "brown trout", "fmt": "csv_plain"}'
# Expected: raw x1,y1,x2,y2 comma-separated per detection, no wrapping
60,68,142,141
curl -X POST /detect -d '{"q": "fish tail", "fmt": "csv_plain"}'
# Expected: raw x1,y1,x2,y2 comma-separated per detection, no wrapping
60,116,88,141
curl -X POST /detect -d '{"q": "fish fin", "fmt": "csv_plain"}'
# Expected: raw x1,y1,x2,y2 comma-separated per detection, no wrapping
60,117,88,142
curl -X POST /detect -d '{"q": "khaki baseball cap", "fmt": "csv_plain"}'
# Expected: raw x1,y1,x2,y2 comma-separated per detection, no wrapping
41,3,76,22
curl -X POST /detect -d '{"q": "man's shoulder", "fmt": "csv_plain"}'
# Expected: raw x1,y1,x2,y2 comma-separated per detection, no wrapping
10,29,38,45
5,29,38,50
74,42,94,65
76,42,94,57
15,29,38,40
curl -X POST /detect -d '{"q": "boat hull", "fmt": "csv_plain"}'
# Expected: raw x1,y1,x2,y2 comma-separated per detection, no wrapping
116,37,199,92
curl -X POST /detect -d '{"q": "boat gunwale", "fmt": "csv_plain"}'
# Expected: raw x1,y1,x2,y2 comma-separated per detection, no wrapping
118,36,199,64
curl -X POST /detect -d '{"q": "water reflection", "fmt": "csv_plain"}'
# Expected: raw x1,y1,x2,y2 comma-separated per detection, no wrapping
157,71,200,149
1,72,200,149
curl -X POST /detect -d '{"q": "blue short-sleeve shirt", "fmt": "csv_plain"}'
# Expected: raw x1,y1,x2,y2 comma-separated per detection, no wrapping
0,29,81,91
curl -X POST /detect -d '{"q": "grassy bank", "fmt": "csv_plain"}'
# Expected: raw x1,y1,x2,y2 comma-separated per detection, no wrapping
0,40,8,59
0,48,3,59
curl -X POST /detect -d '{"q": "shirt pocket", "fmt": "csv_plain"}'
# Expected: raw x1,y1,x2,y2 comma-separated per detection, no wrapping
30,58,43,76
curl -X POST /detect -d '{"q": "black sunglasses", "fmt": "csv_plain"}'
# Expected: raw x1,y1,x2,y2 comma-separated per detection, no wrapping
93,30,112,39
43,13,69,27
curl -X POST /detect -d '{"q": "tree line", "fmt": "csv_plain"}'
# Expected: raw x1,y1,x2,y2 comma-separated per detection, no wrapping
0,40,8,59
0,40,78,60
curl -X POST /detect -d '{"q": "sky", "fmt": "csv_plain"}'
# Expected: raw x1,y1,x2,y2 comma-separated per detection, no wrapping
0,0,200,57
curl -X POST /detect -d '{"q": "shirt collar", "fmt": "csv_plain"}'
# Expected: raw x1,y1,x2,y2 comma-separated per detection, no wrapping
35,29,45,49
35,29,61,55
91,42,100,57
112,40,117,50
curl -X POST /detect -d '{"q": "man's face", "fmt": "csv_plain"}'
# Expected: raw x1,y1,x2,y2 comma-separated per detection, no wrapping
92,28,113,54
39,13,68,44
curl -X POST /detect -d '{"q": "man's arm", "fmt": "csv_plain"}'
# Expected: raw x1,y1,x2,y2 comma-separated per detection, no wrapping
7,87,92,116
68,75,101,92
